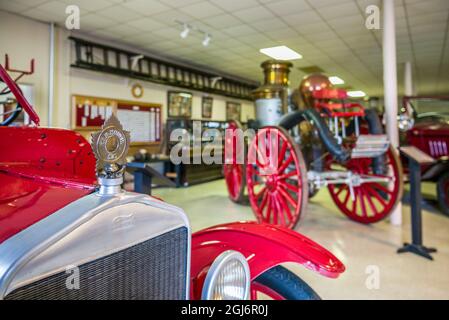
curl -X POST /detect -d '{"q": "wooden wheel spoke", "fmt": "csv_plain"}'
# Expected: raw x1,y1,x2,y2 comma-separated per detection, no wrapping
279,181,299,192
255,186,267,199
272,194,285,226
370,182,393,195
265,195,273,222
335,184,347,197
259,190,270,211
363,187,379,217
246,126,307,229
341,188,351,207
279,140,288,162
351,191,358,214
277,191,293,223
278,171,297,180
365,185,387,207
278,186,297,208
326,145,402,224
358,188,368,217
277,154,293,173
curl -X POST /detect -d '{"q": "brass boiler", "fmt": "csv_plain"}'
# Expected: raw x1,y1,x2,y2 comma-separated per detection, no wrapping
252,60,293,126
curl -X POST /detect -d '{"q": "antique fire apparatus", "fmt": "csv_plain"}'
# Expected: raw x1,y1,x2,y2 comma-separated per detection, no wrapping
0,58,344,300
224,60,403,228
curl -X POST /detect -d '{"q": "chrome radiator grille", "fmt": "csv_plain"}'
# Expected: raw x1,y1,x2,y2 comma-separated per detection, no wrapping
5,227,188,300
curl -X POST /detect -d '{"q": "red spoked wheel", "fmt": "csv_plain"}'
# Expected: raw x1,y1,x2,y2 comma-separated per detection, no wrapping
327,146,403,224
223,120,247,204
246,126,308,229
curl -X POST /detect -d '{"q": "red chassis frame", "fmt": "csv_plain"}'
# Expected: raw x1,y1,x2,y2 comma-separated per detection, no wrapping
0,61,344,299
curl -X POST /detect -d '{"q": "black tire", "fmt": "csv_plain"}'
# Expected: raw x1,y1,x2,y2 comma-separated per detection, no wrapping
437,171,449,216
253,265,321,300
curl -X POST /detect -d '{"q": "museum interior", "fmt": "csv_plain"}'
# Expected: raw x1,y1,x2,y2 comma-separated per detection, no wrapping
0,0,448,301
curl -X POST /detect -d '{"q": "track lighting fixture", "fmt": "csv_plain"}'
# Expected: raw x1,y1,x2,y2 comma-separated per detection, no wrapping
180,24,190,39
202,34,211,47
175,20,212,47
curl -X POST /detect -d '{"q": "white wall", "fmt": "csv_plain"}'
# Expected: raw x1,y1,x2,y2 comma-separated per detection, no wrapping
69,67,254,125
0,11,50,125
0,11,255,130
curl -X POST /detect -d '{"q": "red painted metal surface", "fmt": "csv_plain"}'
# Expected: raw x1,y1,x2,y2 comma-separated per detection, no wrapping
246,126,308,229
190,221,345,300
406,123,449,160
0,172,93,244
0,62,40,125
0,126,97,243
0,126,97,183
312,88,365,117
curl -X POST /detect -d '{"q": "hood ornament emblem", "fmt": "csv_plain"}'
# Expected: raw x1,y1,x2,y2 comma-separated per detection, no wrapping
91,114,130,195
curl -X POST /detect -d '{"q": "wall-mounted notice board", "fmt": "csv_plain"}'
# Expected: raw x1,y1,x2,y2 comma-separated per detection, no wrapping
72,95,162,145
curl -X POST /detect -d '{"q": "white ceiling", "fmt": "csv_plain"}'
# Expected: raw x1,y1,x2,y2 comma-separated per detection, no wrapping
1,0,449,97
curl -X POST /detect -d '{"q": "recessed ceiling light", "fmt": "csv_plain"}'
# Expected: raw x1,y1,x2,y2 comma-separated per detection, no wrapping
347,90,366,98
259,46,302,60
329,76,345,85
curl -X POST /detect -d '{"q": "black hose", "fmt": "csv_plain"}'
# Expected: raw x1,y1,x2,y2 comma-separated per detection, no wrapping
278,109,350,162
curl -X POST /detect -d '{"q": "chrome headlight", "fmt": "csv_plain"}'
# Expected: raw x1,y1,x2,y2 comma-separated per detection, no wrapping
398,114,414,132
201,250,250,300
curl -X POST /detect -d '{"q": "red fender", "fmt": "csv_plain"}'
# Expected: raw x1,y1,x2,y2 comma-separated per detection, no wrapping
190,221,345,299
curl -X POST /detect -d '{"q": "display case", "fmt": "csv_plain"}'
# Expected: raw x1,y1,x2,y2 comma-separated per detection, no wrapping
166,119,227,185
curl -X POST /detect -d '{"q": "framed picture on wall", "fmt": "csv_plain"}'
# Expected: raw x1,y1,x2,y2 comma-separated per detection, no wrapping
226,101,241,121
202,96,213,119
167,91,192,118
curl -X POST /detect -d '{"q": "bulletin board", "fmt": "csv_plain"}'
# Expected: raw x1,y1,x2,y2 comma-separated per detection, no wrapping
72,95,162,146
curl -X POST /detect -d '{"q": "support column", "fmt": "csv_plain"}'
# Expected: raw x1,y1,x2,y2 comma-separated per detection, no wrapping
382,0,402,225
48,22,55,127
404,61,413,97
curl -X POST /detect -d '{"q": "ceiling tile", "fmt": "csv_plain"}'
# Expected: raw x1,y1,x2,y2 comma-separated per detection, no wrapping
81,13,117,29
0,1,29,13
232,6,275,22
202,13,242,28
314,2,360,19
178,1,223,19
122,0,171,15
223,24,258,37
210,0,259,12
98,4,143,21
125,17,165,31
251,17,289,32
59,0,112,11
263,0,312,16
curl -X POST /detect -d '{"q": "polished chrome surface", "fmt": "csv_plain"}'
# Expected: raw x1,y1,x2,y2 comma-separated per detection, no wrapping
0,191,191,299
351,134,390,159
255,98,284,126
97,176,123,196
201,250,250,300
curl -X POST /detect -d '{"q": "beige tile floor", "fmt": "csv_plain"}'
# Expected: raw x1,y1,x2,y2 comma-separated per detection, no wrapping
153,179,449,300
